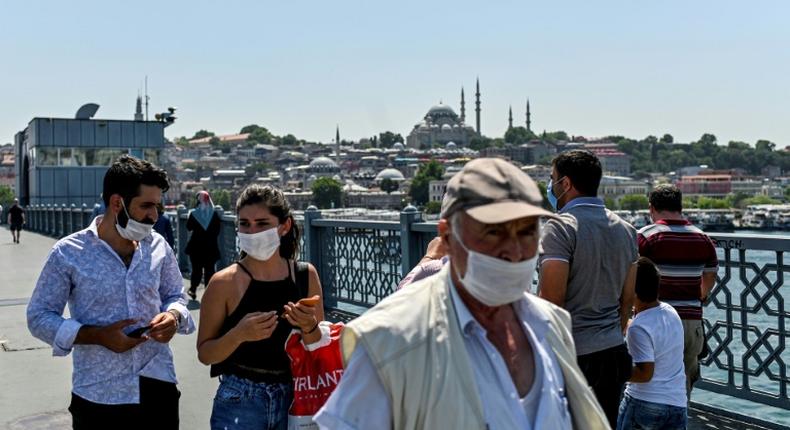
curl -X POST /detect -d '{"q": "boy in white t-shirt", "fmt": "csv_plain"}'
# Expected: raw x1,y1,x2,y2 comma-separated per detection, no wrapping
617,257,688,430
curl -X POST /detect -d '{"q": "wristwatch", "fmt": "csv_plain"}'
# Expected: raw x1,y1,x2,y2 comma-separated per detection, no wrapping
168,309,182,330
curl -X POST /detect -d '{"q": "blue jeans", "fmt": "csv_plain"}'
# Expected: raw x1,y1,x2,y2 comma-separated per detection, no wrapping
617,393,687,430
210,374,293,430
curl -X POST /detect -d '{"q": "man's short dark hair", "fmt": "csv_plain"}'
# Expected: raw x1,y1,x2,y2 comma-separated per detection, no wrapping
635,257,660,302
103,155,169,206
649,184,683,213
552,150,602,196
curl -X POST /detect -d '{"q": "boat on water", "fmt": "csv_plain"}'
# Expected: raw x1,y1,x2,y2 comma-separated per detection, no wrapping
689,209,736,232
615,209,737,232
740,204,790,230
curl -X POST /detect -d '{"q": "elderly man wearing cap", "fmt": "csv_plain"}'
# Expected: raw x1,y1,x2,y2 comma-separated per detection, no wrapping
314,158,608,430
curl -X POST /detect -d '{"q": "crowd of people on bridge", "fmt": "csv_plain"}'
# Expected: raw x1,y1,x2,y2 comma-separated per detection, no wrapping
23,151,717,429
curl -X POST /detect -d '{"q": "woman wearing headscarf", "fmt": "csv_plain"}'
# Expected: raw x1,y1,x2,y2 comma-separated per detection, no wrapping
186,190,221,299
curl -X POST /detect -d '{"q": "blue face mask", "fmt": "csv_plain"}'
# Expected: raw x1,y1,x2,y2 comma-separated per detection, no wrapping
547,177,567,211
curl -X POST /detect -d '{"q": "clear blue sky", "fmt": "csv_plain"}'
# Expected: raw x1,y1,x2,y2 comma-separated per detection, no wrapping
1,1,788,147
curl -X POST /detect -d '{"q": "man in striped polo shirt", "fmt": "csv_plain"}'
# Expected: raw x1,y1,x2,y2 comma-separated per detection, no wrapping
637,184,718,398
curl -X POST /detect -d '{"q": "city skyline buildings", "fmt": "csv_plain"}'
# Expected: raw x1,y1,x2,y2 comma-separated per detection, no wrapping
0,1,788,148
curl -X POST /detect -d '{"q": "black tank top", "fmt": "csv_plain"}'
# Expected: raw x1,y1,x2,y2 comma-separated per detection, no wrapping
210,260,309,383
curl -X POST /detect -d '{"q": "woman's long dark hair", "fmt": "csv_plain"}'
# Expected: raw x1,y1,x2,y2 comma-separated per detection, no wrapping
235,184,300,260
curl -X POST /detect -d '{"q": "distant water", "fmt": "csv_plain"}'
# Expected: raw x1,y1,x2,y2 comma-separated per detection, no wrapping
692,229,790,425
330,228,790,425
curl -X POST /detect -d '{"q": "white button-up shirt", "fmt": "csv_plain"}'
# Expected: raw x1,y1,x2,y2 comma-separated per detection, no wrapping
27,216,195,404
315,279,572,429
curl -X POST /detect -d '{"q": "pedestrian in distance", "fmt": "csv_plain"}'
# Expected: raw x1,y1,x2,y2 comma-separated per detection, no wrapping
538,149,638,427
197,184,324,430
617,257,688,430
26,155,195,429
8,198,25,244
315,158,609,430
153,203,175,249
637,184,718,399
185,190,221,299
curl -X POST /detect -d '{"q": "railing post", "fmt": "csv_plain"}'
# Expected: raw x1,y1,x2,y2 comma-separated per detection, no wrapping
68,204,76,235
399,205,423,277
176,205,190,274
304,206,335,308
81,204,89,229
28,206,35,232
215,206,238,270
59,204,66,238
44,204,51,236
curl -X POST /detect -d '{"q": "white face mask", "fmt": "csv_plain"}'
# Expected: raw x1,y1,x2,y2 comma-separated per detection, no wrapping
238,226,281,261
115,200,154,242
451,224,538,306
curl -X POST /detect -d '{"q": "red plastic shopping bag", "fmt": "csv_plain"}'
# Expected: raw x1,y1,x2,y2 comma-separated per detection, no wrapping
286,321,345,429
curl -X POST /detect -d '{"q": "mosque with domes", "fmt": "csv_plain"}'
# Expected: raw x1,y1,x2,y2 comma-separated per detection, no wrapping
406,79,482,149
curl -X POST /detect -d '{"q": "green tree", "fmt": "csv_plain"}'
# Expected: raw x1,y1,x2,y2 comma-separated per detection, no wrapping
0,184,14,209
378,131,405,149
409,160,444,205
192,130,215,140
541,131,569,142
660,134,674,144
469,136,492,151
174,137,190,146
697,196,729,209
725,192,749,209
619,194,649,211
249,129,273,145
311,177,344,209
208,189,232,210
537,181,553,210
424,201,442,214
504,126,536,145
755,140,776,152
742,195,781,206
280,134,299,146
380,178,399,194
240,124,264,134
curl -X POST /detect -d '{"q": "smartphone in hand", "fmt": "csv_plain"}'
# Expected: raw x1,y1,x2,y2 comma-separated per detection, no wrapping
126,325,152,338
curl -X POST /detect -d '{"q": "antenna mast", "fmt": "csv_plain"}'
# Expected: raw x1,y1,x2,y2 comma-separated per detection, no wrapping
144,76,149,121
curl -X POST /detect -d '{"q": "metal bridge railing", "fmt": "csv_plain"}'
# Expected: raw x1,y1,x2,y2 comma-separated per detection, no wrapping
22,204,790,413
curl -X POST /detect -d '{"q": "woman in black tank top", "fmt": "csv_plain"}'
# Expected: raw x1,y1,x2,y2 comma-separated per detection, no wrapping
196,185,325,430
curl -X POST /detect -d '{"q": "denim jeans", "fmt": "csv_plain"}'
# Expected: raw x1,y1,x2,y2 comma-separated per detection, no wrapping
617,393,687,430
210,374,293,430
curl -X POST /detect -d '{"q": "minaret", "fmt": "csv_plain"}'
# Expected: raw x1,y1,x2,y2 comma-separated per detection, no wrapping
134,95,143,121
526,98,532,133
508,105,513,130
335,125,341,163
475,78,481,135
460,87,466,123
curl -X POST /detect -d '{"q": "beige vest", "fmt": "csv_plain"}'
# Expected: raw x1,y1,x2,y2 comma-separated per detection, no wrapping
341,266,610,430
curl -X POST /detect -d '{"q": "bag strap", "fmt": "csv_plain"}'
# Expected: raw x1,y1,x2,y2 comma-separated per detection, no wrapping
295,261,310,299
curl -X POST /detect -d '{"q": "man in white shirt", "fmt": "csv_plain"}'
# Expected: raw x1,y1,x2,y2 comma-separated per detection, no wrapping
315,158,608,430
617,257,687,430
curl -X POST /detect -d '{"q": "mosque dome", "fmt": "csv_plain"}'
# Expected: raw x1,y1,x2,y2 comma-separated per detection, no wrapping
441,124,453,132
308,156,339,169
375,168,406,182
427,103,458,118
446,141,457,149
393,142,405,150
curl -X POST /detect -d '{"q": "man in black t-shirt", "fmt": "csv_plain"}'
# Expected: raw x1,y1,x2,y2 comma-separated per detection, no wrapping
7,199,25,244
